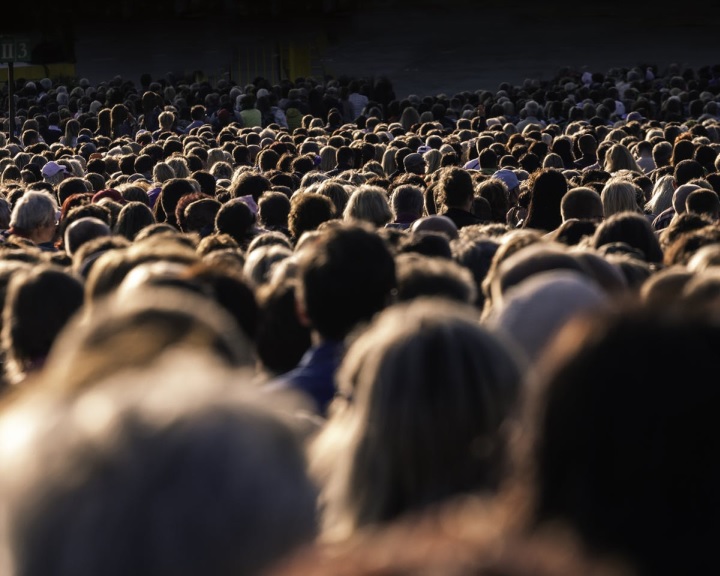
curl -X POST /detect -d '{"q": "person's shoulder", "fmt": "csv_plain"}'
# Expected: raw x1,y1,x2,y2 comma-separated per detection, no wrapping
651,207,675,230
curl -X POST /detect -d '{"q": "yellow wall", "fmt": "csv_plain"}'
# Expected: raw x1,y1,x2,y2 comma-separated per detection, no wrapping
0,62,76,82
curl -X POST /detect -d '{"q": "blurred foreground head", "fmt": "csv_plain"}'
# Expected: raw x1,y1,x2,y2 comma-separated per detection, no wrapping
0,347,318,576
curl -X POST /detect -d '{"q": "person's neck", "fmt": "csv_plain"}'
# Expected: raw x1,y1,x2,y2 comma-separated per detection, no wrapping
28,224,55,245
311,330,324,347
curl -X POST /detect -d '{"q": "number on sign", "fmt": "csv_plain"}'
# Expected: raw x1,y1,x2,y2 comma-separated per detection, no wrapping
16,42,28,60
0,42,13,61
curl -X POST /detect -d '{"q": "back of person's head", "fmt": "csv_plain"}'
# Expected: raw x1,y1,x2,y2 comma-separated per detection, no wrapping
685,188,720,220
670,138,696,166
296,222,396,340
173,192,211,233
437,166,475,209
257,148,281,172
672,183,701,214
522,169,568,232
190,169,216,197
258,191,291,229
118,183,150,206
659,211,716,259
397,229,453,260
394,252,476,304
483,240,589,313
0,196,11,229
600,177,642,219
603,143,642,174
115,200,157,241
181,262,259,341
246,230,293,255
243,243,293,289
310,297,522,540
542,152,564,169
336,145,355,167
61,204,113,247
0,345,318,576
2,263,84,385
71,233,131,279
9,189,58,234
476,178,511,224
254,268,312,377
484,266,611,366
288,192,336,243
410,214,459,240
389,184,424,219
591,210,664,264
268,499,631,576
83,231,200,305
478,147,499,171
214,198,258,248
343,185,393,228
230,171,272,203
651,140,673,167
316,179,350,217
577,132,597,153
63,216,112,256
561,186,604,221
547,218,598,247
515,299,720,575
156,177,197,227
645,173,676,216
180,197,219,238
673,158,705,186
639,264,694,307
57,176,91,206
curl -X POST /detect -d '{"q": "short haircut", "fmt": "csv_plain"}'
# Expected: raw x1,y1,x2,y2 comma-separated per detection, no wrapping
9,189,58,233
63,216,112,256
394,252,477,304
2,264,84,384
296,223,396,340
258,191,291,228
561,186,603,221
390,184,424,216
686,188,720,218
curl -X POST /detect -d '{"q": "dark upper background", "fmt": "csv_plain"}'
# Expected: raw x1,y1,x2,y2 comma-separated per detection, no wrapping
5,0,720,98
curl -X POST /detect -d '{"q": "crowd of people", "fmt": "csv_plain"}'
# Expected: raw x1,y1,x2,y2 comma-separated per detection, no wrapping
0,60,719,575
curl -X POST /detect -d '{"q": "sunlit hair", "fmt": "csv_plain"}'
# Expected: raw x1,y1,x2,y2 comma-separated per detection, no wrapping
310,297,522,542
343,185,393,227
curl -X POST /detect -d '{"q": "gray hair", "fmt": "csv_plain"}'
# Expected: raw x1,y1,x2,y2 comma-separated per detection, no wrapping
9,189,58,232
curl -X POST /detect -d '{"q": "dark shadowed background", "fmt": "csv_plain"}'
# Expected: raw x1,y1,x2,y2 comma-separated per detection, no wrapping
7,0,720,97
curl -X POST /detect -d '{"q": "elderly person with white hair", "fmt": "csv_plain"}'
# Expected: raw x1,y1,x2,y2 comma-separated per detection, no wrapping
4,189,59,251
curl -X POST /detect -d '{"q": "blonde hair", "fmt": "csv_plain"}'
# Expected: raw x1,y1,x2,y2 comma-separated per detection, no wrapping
343,185,392,227
166,155,190,178
603,143,643,175
423,148,442,173
152,161,175,183
206,147,232,171
318,146,337,173
601,177,643,218
381,147,397,177
158,110,176,132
